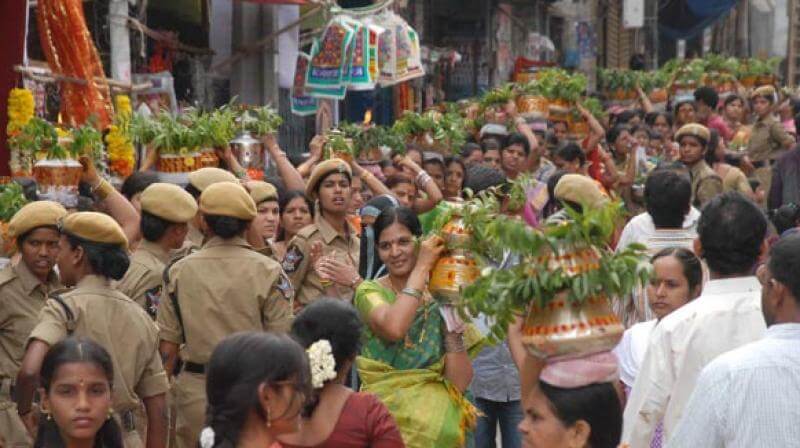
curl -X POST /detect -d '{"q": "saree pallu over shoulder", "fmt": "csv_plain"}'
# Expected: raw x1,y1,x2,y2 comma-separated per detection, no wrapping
357,356,479,448
354,280,484,447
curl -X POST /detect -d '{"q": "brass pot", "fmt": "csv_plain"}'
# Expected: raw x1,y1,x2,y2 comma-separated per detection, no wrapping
229,131,263,170
429,209,479,305
521,293,624,360
429,249,480,305
517,95,549,119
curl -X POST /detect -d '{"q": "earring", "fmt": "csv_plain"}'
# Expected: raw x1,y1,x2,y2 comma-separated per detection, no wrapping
266,406,272,428
42,410,51,421
108,408,114,421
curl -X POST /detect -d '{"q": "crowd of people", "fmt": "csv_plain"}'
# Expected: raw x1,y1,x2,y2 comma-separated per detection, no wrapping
1,78,800,448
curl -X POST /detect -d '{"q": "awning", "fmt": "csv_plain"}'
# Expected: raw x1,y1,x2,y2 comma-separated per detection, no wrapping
658,0,738,40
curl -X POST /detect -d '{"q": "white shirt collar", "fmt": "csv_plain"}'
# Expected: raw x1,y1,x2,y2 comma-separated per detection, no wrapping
765,322,800,339
702,276,761,296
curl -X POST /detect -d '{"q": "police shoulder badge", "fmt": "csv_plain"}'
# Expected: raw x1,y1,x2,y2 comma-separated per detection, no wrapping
144,285,162,319
275,273,294,302
282,245,304,273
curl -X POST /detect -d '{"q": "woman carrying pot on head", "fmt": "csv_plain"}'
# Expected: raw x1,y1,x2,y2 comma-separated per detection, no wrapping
34,338,124,448
273,190,314,262
354,207,482,448
200,332,311,448
613,247,703,448
279,298,404,448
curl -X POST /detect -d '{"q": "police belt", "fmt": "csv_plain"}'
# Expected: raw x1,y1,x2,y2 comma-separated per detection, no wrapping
183,361,206,375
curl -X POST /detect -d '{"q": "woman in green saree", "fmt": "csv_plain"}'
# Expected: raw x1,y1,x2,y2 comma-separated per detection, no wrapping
354,207,480,448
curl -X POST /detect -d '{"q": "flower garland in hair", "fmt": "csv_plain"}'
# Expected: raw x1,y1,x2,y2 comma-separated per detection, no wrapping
307,339,337,389
200,426,215,448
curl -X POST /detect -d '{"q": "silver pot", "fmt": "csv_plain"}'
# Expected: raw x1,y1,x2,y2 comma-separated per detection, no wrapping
229,131,263,169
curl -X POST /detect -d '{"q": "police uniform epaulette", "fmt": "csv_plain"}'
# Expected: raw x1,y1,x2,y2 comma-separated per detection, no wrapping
0,265,17,289
295,225,318,240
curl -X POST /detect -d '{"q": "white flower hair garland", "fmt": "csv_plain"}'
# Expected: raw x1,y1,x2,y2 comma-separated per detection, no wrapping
307,339,337,389
200,427,215,448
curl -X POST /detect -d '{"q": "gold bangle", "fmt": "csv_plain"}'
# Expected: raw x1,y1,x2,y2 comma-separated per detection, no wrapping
93,178,114,200
360,171,372,181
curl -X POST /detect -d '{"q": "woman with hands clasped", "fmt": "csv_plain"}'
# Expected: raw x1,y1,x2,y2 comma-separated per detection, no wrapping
354,207,481,448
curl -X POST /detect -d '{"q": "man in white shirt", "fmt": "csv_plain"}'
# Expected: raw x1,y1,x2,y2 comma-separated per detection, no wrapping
616,168,700,325
668,234,800,447
616,168,700,254
622,192,768,447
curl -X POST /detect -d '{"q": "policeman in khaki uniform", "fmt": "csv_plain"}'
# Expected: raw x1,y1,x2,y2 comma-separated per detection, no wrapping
244,180,281,259
0,201,65,447
16,212,169,448
183,167,238,249
282,159,361,310
116,183,198,318
157,182,294,448
675,123,724,208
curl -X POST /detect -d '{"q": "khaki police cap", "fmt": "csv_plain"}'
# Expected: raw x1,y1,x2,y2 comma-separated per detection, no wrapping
751,85,777,102
200,182,257,220
305,158,352,199
8,201,68,239
554,174,608,210
140,183,198,223
187,167,237,192
60,212,129,249
675,123,711,145
246,181,279,205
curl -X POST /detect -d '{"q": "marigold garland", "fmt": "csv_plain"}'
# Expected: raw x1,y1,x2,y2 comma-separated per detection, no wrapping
106,124,135,178
6,88,35,136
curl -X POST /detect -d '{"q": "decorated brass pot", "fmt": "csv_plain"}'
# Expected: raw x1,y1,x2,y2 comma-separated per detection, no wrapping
229,131,263,170
429,209,480,305
521,293,624,360
522,243,623,360
517,95,549,119
567,115,589,141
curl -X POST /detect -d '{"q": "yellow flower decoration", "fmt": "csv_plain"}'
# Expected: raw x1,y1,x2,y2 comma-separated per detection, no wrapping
6,88,35,136
114,95,132,117
105,124,135,178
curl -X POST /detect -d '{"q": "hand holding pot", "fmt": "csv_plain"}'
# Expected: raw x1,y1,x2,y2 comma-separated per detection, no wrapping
417,234,445,272
78,155,100,186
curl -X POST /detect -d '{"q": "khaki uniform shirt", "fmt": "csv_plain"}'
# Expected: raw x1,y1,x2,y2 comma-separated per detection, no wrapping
282,214,360,308
746,115,795,162
28,275,168,412
157,236,293,365
0,262,60,387
115,240,170,319
689,161,723,208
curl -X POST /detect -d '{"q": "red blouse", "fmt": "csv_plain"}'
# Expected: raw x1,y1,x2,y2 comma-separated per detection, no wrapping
280,392,405,448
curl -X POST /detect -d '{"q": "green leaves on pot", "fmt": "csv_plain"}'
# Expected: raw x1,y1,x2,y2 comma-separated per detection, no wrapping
456,187,650,342
392,110,467,154
479,83,515,110
243,105,283,137
8,117,58,156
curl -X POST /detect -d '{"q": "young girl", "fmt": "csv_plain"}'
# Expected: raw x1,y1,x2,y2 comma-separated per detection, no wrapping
35,338,123,448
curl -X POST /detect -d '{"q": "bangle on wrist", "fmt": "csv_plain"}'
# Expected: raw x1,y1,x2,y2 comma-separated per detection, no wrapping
360,170,372,181
92,178,114,200
444,332,466,353
350,275,362,289
401,287,423,301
